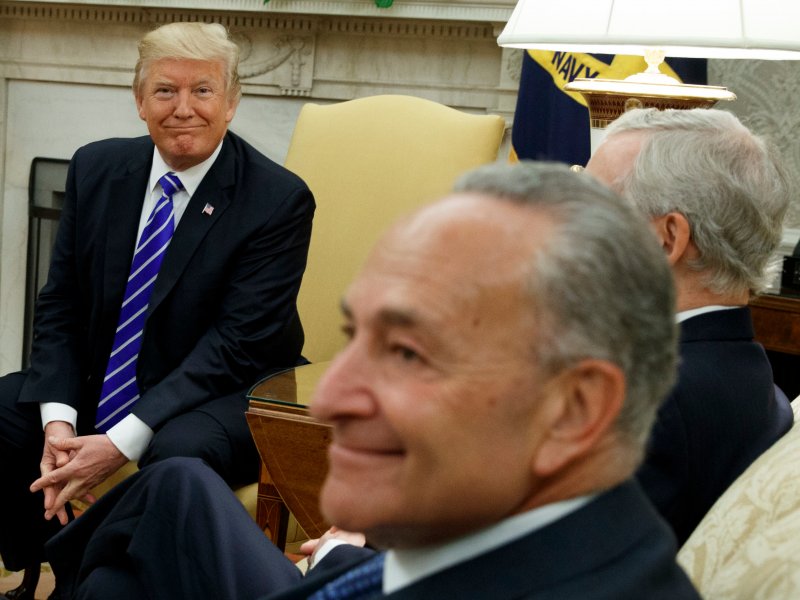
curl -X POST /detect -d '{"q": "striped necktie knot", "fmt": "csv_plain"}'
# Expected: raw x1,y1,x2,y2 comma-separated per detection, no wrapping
159,172,184,198
310,553,385,600
95,172,184,432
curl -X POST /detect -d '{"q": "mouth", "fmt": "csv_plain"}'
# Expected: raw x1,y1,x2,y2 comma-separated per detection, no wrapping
328,441,405,466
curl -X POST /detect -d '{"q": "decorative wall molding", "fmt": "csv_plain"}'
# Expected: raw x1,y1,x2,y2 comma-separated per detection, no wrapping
0,1,517,110
0,2,511,100
6,0,515,23
238,34,314,95
1,4,501,40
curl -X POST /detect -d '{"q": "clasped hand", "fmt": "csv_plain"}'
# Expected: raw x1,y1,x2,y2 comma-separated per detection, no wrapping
30,423,128,525
300,527,367,568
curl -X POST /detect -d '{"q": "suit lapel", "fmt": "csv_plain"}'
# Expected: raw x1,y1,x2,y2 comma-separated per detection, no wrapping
148,138,236,313
102,150,152,323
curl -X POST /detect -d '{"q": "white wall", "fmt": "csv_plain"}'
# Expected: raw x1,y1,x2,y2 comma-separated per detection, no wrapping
1,81,142,371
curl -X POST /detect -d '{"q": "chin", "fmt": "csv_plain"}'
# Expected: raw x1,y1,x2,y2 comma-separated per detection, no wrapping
320,479,389,534
320,480,358,526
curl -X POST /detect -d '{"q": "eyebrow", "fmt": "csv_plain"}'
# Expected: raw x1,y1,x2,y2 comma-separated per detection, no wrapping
340,298,419,329
151,77,216,87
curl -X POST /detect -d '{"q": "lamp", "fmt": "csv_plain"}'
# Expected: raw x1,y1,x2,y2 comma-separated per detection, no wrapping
498,0,800,151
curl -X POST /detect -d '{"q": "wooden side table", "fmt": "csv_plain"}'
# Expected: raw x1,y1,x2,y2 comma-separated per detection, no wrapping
749,294,800,399
245,362,332,550
749,294,800,355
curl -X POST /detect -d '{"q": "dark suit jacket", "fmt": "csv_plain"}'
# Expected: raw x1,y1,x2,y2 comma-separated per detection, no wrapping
637,307,793,545
18,131,314,434
267,482,699,600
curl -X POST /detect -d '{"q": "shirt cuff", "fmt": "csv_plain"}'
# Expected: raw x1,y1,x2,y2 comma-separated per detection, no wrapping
105,414,154,461
40,402,77,433
311,539,352,569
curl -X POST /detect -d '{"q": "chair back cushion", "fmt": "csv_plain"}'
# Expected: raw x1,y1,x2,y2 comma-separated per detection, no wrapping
285,95,505,362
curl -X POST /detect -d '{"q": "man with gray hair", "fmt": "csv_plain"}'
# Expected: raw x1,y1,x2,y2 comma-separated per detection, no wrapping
47,162,699,599
586,107,794,545
0,22,314,598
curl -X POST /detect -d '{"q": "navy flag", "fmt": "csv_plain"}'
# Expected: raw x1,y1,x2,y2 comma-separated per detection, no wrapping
510,52,707,166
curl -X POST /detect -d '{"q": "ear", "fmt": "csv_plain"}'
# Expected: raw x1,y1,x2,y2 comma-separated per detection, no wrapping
532,360,626,478
134,92,146,122
225,95,240,124
651,212,691,267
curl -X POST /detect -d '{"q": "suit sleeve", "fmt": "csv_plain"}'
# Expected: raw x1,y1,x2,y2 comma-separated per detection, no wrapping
19,151,88,409
315,545,377,573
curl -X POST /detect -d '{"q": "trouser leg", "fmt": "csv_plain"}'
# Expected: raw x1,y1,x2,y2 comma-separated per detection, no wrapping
48,457,302,599
139,389,260,487
74,564,148,600
0,371,65,571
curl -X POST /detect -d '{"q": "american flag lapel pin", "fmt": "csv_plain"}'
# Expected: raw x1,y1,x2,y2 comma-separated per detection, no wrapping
202,203,215,216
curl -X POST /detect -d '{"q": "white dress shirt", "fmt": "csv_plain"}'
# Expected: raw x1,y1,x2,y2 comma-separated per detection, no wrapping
40,141,224,460
676,304,739,324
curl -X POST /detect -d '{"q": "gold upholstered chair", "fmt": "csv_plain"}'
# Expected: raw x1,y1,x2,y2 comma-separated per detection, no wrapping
285,94,507,362
677,395,800,598
244,95,505,547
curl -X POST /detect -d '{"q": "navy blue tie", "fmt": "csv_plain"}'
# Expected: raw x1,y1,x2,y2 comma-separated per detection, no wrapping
95,173,183,431
310,553,385,600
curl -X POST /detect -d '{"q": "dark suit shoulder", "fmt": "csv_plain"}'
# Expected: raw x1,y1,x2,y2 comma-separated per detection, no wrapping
224,130,310,194
671,310,774,423
72,136,152,163
69,136,153,182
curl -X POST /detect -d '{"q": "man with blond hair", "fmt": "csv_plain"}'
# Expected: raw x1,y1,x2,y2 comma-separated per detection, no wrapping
0,22,314,598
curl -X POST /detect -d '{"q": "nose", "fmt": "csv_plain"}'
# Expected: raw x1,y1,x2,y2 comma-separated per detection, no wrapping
311,339,376,423
173,89,195,118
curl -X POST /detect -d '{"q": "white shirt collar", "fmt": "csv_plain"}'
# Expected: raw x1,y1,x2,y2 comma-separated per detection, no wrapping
148,139,224,197
676,304,740,324
383,494,593,594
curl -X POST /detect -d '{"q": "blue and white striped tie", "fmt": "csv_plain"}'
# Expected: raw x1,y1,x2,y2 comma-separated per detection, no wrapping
309,553,385,600
95,172,183,432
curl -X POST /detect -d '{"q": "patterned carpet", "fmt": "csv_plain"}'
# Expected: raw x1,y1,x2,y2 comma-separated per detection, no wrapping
0,563,55,599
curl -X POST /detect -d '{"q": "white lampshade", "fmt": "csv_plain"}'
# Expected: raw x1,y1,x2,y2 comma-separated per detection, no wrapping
498,0,800,60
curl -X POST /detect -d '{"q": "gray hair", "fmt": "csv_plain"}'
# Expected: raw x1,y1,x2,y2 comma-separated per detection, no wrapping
133,22,241,102
605,108,790,296
454,162,678,459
